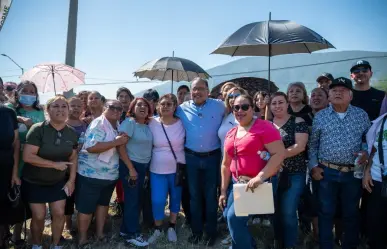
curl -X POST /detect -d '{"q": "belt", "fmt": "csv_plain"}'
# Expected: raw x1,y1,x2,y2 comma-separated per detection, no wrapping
184,148,220,158
319,160,354,172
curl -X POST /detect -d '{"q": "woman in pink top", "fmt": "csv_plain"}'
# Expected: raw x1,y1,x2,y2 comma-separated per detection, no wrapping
219,94,285,249
147,94,185,244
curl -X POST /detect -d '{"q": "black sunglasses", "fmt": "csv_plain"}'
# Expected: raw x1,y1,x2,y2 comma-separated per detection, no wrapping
55,132,62,146
351,68,369,74
233,104,251,112
108,105,123,112
5,86,15,91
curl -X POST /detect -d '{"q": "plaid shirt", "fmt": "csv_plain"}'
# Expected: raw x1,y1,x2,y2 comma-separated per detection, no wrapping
308,105,370,169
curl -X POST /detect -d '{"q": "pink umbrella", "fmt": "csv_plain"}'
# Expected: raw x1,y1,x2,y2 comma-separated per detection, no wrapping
20,63,85,94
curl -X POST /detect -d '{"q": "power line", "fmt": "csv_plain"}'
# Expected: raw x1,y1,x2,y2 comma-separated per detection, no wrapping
0,75,20,78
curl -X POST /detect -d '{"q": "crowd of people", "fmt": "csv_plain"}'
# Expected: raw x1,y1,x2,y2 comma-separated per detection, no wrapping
0,59,386,249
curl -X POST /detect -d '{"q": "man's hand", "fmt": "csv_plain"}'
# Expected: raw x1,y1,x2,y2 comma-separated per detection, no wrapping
354,151,369,165
311,167,324,181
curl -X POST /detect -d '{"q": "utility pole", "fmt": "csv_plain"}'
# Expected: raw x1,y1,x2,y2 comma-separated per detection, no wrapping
63,0,78,98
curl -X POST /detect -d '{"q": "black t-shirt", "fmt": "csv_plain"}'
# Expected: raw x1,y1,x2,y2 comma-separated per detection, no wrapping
288,105,314,126
351,87,385,121
0,105,18,152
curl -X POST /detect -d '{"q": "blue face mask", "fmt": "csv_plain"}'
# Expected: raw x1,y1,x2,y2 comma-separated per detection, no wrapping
19,94,37,106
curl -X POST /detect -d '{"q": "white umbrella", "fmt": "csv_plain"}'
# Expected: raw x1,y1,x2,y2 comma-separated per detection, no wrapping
21,63,85,94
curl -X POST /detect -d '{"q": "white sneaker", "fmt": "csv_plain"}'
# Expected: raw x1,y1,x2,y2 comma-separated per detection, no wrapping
148,229,162,244
167,227,177,242
252,217,261,225
262,219,271,227
221,234,232,245
127,234,149,247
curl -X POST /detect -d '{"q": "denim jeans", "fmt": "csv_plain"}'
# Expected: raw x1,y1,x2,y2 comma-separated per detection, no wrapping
271,172,306,248
119,160,147,236
185,150,221,237
150,172,182,221
225,181,256,249
317,165,362,249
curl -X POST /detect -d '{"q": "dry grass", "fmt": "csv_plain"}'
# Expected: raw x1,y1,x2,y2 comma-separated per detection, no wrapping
9,191,366,249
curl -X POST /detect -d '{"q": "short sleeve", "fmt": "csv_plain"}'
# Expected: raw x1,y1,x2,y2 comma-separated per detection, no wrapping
84,121,106,149
295,121,309,133
259,121,282,145
118,118,135,137
25,123,43,146
67,126,79,150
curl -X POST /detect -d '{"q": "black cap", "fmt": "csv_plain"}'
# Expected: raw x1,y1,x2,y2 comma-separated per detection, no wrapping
329,77,353,90
350,60,372,72
316,73,334,82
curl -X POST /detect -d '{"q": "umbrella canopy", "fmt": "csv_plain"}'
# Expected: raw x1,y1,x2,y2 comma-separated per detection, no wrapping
134,57,211,93
21,63,85,94
210,77,278,97
211,20,335,56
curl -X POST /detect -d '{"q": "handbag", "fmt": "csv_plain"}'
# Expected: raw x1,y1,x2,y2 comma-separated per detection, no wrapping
378,115,387,198
8,185,21,209
161,122,186,187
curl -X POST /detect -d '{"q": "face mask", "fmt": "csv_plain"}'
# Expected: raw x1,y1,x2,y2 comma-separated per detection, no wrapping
19,94,37,106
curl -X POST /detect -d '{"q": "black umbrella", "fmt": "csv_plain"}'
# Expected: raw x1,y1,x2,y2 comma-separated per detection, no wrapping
211,13,335,92
134,55,211,93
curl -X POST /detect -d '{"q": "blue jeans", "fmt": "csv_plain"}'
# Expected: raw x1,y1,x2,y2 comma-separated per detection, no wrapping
185,150,221,237
272,172,306,248
317,166,362,249
150,172,182,221
119,160,147,236
225,180,256,249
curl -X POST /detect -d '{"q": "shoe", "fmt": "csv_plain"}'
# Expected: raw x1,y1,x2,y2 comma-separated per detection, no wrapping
221,234,232,245
119,232,127,238
126,234,149,247
188,234,202,244
252,217,261,225
261,219,271,227
203,234,217,247
50,246,63,249
167,227,177,242
148,229,162,244
32,245,43,249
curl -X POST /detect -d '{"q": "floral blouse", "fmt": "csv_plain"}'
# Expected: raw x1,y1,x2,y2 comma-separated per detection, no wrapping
78,116,119,180
278,116,309,173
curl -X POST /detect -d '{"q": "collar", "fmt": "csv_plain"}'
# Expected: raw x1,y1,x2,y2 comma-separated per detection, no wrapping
328,104,353,115
191,99,208,108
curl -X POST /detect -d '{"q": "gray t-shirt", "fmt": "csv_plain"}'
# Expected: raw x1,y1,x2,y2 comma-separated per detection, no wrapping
118,118,153,164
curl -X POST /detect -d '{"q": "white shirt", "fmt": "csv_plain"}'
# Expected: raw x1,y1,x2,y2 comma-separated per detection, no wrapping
217,113,238,153
371,121,387,182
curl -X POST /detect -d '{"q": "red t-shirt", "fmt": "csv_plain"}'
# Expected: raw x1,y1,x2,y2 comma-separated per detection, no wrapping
224,119,281,180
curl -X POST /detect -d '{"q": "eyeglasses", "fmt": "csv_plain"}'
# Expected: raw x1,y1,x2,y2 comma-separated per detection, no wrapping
159,102,173,108
55,132,62,146
351,68,369,74
108,105,123,112
232,104,251,112
228,93,241,99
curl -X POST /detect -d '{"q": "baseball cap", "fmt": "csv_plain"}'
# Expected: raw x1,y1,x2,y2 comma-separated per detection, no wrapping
350,60,372,73
316,73,334,82
329,77,353,90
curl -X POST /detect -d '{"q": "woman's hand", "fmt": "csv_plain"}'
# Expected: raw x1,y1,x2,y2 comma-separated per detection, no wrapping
18,116,33,128
363,170,373,193
129,168,138,180
53,162,73,171
11,174,21,187
115,134,129,146
245,175,264,193
64,180,75,196
218,193,227,211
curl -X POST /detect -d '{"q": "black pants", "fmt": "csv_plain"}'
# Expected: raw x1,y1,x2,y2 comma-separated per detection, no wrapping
140,170,154,229
181,171,206,224
366,181,387,249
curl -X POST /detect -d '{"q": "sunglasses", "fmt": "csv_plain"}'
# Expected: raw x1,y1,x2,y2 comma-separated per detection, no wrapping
108,105,123,112
228,93,241,99
5,86,15,91
55,132,62,146
233,104,251,112
351,68,369,74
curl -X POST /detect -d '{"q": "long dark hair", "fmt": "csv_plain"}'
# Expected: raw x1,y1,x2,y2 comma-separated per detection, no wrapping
15,81,41,114
253,91,269,112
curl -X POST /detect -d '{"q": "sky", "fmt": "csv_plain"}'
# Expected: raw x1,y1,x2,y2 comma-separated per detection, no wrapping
1,0,387,90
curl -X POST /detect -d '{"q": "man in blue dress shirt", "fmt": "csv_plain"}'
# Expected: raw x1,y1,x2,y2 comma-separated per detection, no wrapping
176,77,225,245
